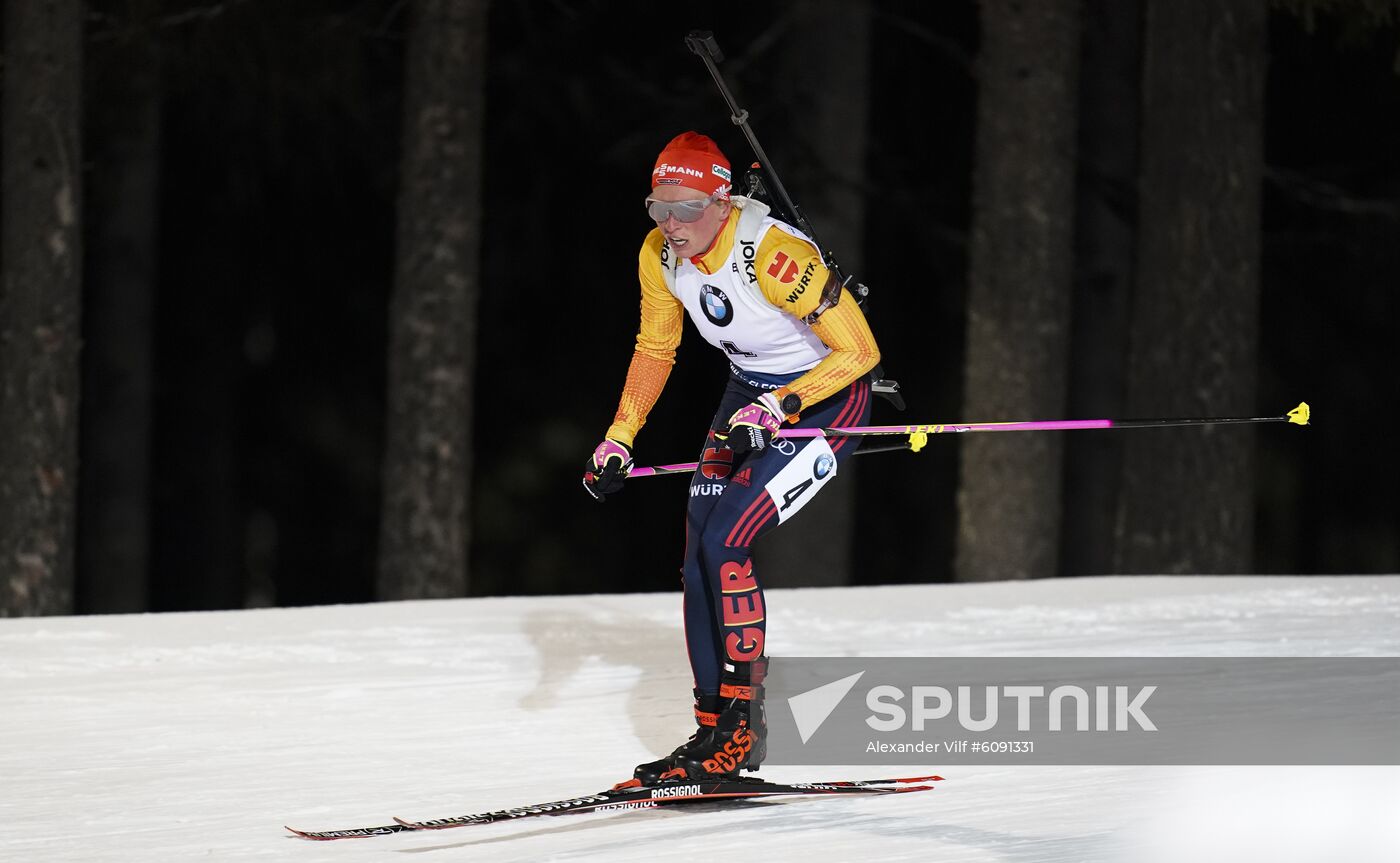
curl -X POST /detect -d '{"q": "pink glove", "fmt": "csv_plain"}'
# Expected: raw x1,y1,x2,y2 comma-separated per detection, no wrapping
717,392,785,455
582,438,633,502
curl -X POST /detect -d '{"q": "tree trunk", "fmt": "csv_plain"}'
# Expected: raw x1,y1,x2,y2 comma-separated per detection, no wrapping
1,0,85,616
956,0,1082,582
1061,0,1142,576
77,3,162,613
754,0,873,589
378,0,489,600
1115,0,1266,574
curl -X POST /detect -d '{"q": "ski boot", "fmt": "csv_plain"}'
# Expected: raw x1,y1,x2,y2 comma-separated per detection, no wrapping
628,689,723,786
673,659,767,779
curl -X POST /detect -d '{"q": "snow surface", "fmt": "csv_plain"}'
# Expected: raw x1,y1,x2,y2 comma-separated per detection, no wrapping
3,575,1399,862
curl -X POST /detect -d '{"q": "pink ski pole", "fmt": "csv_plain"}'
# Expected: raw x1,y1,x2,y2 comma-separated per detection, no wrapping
627,402,1310,478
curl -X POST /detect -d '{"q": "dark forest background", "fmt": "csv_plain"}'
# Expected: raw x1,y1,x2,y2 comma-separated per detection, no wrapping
2,0,1397,616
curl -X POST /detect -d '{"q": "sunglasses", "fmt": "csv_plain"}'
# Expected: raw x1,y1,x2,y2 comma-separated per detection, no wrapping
644,189,726,223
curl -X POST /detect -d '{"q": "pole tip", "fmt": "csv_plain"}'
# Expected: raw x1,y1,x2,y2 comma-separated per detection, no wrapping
685,31,723,62
1287,402,1311,426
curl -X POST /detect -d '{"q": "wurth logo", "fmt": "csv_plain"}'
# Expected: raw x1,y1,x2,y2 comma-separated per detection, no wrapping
786,262,818,304
767,252,800,283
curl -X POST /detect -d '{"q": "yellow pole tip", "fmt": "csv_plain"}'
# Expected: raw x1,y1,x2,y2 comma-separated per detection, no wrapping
1287,402,1310,426
909,432,928,453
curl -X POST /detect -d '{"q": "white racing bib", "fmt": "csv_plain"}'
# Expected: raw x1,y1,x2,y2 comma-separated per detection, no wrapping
762,437,838,524
660,198,831,376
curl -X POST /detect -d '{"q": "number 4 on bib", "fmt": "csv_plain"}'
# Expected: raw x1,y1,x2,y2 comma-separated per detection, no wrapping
762,437,838,524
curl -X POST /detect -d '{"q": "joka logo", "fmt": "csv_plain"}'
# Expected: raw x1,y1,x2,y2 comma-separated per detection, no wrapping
739,240,758,284
767,252,800,284
788,671,866,744
700,284,733,327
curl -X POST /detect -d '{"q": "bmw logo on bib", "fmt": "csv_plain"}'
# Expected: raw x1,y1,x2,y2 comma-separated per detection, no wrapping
700,284,733,327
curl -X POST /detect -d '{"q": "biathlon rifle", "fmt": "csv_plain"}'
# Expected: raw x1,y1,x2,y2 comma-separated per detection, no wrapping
684,30,904,410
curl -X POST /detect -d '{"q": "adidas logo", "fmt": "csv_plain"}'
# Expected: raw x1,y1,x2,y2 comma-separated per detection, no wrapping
733,467,752,487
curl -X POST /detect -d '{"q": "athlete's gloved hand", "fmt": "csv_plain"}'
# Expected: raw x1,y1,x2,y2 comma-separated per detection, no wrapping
582,438,633,502
716,392,785,455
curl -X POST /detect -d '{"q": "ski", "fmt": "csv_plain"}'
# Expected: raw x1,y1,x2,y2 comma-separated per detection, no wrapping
286,774,942,840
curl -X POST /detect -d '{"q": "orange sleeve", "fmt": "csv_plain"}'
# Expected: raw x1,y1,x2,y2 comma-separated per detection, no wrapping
754,229,881,411
606,230,684,446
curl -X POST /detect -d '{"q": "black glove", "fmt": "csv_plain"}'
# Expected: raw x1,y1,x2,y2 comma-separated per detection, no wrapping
582,438,633,502
715,392,785,456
